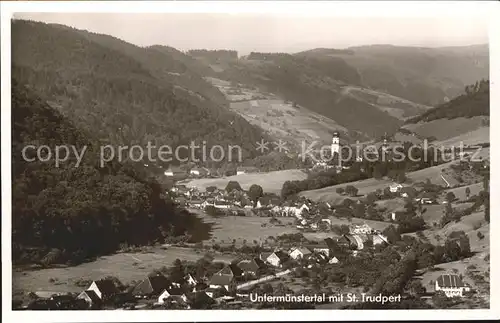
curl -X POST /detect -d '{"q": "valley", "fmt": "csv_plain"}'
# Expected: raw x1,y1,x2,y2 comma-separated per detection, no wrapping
9,17,491,312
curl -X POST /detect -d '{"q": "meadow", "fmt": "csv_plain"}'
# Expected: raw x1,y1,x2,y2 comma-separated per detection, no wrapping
186,169,307,195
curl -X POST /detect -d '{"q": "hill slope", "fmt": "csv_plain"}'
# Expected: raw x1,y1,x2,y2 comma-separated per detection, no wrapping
11,81,196,265
12,20,266,164
402,80,489,144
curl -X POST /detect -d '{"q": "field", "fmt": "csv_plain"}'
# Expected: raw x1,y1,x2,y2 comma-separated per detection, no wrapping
434,127,489,147
186,169,307,194
12,246,235,295
403,116,488,141
339,85,431,120
300,161,458,204
300,177,393,204
445,183,483,201
193,211,298,246
228,99,348,147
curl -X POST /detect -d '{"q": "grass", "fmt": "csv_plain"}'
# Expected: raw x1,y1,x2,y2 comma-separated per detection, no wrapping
300,177,393,204
186,169,307,195
228,99,348,146
445,183,483,201
12,246,235,295
300,161,458,204
194,211,298,246
435,127,489,148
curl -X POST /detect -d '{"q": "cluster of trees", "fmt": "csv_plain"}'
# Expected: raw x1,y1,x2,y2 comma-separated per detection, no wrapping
281,166,368,199
187,49,238,61
382,226,471,266
440,188,489,227
11,82,200,265
405,79,489,124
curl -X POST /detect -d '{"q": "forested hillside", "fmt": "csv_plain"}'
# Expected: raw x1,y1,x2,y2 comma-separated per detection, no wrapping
217,53,403,137
12,20,265,164
12,81,203,266
309,44,489,106
405,80,489,124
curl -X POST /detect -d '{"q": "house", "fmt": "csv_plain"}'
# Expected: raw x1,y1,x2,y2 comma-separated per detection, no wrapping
209,274,235,292
132,274,171,298
337,234,364,250
328,256,340,264
372,233,389,245
185,274,198,286
204,287,227,299
87,279,120,300
236,166,259,175
259,195,281,208
264,250,290,267
305,243,331,257
435,274,470,297
321,218,332,226
289,247,312,260
214,200,231,209
389,183,403,193
237,258,266,276
391,211,406,221
349,224,373,235
215,263,243,278
164,166,186,177
76,290,102,309
157,288,188,304
190,167,208,177
189,200,204,208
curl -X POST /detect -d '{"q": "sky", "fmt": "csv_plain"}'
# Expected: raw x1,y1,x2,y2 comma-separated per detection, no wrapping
13,13,489,55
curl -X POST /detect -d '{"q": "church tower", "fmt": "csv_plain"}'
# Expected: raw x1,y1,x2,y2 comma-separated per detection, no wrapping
331,131,340,155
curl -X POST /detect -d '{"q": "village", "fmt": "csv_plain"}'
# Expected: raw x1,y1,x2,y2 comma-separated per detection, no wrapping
18,157,485,310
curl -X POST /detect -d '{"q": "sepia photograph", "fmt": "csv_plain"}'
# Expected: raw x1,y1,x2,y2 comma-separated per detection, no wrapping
1,1,499,322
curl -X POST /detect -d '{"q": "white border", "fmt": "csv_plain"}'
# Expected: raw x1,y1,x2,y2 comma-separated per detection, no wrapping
2,1,500,322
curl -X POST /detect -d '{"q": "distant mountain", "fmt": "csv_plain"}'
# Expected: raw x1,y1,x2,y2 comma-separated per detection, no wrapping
307,44,489,106
12,20,266,165
211,52,404,138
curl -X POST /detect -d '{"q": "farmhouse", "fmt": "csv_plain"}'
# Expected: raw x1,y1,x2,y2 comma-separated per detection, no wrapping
237,258,267,276
215,264,243,278
185,274,198,286
305,243,331,257
209,274,235,292
164,166,186,177
76,290,102,309
262,250,289,267
157,288,188,304
190,167,209,177
204,287,227,299
214,200,231,209
435,274,471,297
132,274,171,298
87,279,120,300
349,223,373,235
236,166,259,175
389,183,403,193
289,247,312,260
